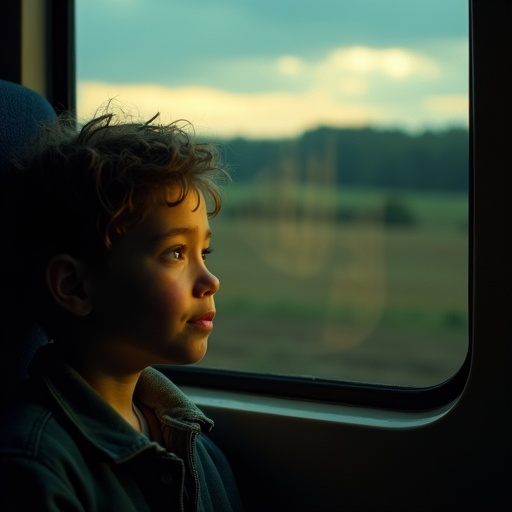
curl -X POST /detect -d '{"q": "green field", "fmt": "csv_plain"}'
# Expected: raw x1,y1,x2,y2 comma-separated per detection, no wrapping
198,186,469,388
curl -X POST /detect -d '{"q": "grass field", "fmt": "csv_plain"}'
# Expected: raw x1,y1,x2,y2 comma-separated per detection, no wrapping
197,185,468,388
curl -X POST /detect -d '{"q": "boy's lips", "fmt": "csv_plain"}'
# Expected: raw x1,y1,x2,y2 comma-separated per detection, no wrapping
188,310,216,330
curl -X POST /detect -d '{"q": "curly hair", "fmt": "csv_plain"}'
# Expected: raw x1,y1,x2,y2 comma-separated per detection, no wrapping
6,110,228,263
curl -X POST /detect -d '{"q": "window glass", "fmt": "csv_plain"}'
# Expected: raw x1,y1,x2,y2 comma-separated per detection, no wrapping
76,0,469,387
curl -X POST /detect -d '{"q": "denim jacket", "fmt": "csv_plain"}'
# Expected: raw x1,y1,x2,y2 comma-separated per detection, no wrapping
0,345,243,512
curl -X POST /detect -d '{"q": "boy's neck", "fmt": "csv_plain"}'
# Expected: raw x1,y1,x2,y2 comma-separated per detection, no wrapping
64,351,144,432
84,369,143,432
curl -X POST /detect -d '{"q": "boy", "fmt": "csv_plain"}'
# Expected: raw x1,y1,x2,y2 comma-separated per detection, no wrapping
0,109,243,511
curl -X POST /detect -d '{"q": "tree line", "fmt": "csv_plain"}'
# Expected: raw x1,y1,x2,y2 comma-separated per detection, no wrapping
218,126,469,192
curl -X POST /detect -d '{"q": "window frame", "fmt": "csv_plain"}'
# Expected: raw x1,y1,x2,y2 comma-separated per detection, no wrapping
67,0,472,412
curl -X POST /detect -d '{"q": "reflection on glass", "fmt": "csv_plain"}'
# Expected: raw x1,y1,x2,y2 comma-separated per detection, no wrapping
77,0,469,386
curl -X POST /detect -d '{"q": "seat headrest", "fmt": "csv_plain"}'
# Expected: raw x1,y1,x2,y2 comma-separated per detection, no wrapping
0,81,57,404
0,79,57,173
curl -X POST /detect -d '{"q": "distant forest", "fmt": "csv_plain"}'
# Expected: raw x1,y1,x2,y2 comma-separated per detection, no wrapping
218,126,469,192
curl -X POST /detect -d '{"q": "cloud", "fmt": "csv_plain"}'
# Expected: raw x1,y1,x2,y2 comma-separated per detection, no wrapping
277,55,306,76
423,94,468,114
317,46,439,80
77,44,467,139
78,82,383,139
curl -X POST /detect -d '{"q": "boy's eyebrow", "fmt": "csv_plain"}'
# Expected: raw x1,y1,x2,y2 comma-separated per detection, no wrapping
153,227,212,241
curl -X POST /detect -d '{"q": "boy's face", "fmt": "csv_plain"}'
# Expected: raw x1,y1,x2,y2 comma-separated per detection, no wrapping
87,188,220,368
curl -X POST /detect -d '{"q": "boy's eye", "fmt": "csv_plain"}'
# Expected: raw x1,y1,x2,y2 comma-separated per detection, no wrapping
161,246,213,262
163,247,183,261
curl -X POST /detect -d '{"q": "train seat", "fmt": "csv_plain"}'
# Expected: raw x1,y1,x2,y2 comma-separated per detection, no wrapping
0,79,56,408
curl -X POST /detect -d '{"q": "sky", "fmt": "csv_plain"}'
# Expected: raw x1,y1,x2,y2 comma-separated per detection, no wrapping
76,0,469,139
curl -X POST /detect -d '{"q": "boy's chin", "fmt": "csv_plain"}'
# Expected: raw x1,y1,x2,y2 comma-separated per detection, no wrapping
168,341,208,366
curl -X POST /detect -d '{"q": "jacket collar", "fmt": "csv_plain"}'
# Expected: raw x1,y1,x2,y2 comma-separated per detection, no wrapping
29,344,213,463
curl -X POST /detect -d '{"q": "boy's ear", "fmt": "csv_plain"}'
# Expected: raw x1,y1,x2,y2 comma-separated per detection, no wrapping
45,254,92,317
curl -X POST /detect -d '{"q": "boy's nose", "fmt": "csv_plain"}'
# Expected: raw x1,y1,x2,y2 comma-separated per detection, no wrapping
194,268,220,297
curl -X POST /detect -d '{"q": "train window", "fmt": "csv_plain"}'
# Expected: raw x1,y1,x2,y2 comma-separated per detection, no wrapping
76,0,469,388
